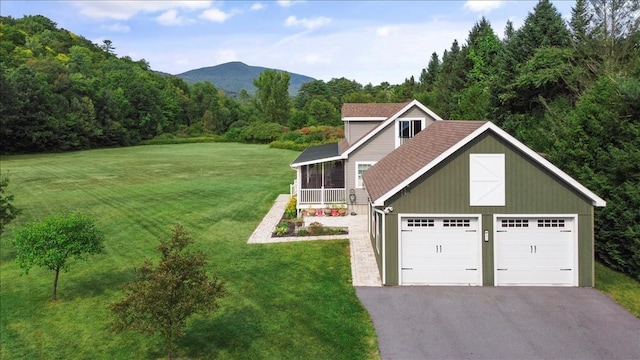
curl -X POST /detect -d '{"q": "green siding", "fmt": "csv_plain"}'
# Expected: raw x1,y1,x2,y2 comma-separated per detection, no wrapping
382,133,595,286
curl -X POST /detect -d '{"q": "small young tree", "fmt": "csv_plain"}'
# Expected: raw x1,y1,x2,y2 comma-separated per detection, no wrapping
0,175,20,237
12,213,105,301
110,224,226,359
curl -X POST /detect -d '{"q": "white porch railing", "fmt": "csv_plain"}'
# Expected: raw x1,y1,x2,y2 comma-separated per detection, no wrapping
298,188,346,205
290,179,298,197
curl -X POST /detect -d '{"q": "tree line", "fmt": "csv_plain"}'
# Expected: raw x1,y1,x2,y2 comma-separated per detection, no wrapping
0,0,638,278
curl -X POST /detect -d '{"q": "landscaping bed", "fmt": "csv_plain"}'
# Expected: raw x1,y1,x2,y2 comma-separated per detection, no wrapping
272,196,349,237
272,218,348,237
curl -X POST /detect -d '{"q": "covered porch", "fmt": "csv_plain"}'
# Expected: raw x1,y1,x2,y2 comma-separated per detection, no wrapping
293,160,346,207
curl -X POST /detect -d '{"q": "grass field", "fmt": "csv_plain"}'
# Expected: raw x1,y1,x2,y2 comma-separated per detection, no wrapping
0,144,379,359
595,262,640,317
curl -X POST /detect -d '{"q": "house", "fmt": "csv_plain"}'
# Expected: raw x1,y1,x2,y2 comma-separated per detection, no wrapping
290,100,442,214
362,120,606,287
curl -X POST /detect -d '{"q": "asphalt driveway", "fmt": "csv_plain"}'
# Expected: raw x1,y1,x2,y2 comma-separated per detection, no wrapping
356,287,639,360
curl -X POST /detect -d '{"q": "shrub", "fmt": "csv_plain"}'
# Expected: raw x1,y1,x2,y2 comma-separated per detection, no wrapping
274,222,290,236
308,222,324,236
284,196,297,218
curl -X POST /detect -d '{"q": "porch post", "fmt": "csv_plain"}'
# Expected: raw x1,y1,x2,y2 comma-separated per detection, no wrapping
296,167,301,211
321,163,325,205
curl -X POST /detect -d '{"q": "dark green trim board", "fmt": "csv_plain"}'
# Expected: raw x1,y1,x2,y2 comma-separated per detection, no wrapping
379,133,596,286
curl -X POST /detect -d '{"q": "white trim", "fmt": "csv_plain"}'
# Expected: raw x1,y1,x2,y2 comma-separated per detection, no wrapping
373,206,387,284
372,122,606,207
397,213,483,286
394,117,426,148
343,117,387,121
493,214,579,287
355,161,377,189
290,155,344,168
342,100,443,158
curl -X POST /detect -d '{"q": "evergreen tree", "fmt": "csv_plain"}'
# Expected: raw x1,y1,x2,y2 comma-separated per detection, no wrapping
419,52,440,90
509,0,572,66
570,0,594,43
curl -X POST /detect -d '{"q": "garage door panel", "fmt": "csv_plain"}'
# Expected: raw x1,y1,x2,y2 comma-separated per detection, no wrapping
401,217,481,286
496,269,574,286
495,217,576,286
403,269,479,285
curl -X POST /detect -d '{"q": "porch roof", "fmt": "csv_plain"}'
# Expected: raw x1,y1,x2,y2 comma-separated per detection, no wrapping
291,142,342,167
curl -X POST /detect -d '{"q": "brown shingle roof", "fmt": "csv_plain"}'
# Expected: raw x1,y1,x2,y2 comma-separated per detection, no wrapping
363,120,487,202
341,101,412,118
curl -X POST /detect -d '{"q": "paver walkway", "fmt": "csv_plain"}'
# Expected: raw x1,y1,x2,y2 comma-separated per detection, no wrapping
248,194,382,287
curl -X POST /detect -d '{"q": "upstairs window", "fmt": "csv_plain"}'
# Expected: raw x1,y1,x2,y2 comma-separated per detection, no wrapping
397,119,423,146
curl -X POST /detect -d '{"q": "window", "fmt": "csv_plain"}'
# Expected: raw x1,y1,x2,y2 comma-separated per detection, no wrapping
470,154,505,206
538,219,565,228
398,119,423,146
406,218,435,227
355,161,376,188
375,212,382,253
501,219,529,228
443,219,470,227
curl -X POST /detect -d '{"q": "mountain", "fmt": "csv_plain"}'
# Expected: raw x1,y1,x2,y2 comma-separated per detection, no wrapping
175,61,315,96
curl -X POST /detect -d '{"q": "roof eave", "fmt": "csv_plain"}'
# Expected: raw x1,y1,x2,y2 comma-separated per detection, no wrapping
290,155,346,168
342,117,387,121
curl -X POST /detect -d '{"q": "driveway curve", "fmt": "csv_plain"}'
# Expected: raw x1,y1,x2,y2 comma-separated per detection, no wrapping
356,287,639,360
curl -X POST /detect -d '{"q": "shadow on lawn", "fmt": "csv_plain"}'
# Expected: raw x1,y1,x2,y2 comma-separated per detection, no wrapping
180,305,264,358
63,268,134,300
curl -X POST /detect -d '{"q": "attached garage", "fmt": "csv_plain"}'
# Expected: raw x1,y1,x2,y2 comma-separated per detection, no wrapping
363,121,606,287
494,216,577,286
400,216,482,285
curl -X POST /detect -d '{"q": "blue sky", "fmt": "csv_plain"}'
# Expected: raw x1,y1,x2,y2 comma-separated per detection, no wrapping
2,1,575,85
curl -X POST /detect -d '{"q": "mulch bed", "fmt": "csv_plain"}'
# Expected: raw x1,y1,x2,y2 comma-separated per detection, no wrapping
271,216,348,238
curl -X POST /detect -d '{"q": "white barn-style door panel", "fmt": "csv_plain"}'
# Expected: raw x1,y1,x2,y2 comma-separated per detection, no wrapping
494,216,577,286
469,154,505,206
400,216,482,285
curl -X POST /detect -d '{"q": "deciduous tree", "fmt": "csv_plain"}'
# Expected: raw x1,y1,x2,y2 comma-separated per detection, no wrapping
253,69,291,124
110,224,226,359
12,213,105,300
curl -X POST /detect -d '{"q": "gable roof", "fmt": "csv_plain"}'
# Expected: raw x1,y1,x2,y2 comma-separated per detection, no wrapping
363,121,606,207
340,99,443,157
342,101,411,119
291,99,442,167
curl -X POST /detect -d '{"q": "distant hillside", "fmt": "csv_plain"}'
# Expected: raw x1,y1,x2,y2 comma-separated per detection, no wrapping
175,61,315,96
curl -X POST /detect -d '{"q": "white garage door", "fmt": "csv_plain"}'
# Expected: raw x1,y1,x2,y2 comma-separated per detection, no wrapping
495,216,577,286
400,216,481,285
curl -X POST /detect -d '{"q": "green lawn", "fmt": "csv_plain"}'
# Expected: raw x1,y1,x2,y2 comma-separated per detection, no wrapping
0,144,379,359
595,262,640,317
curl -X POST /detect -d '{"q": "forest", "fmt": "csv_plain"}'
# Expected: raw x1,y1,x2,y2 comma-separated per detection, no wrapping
0,0,638,278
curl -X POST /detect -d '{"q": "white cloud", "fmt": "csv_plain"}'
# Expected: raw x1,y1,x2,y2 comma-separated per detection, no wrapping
285,15,331,30
157,9,192,26
376,25,398,37
199,8,233,23
251,3,266,11
71,1,212,20
302,54,331,65
277,0,304,8
100,23,130,33
215,49,239,64
463,1,505,14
